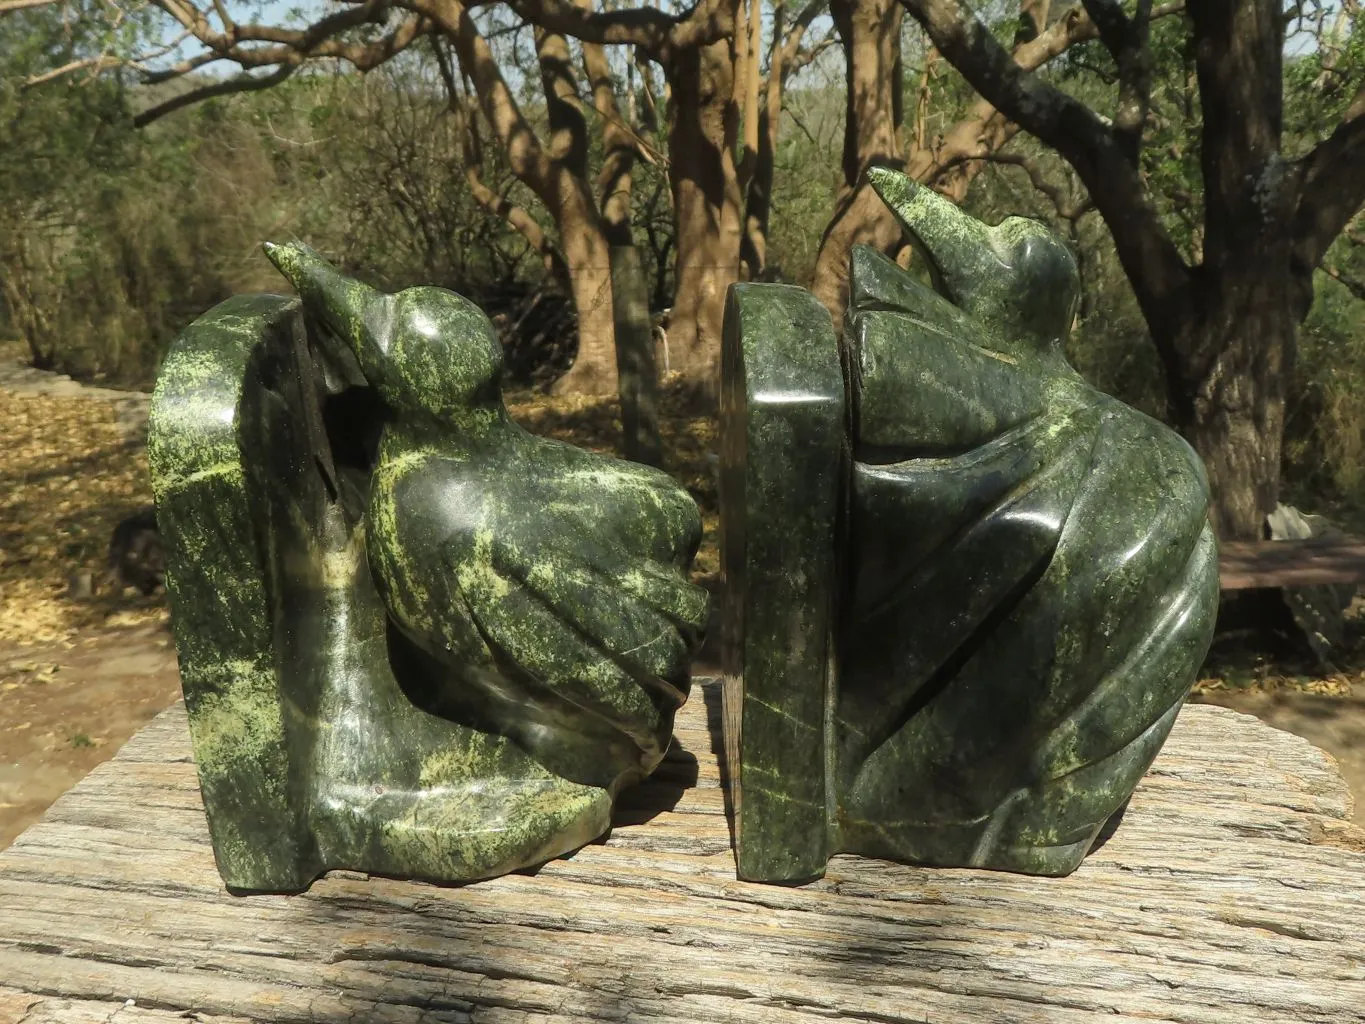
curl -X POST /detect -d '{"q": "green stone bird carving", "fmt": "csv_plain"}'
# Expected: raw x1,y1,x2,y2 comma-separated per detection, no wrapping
262,242,709,790
149,245,707,893
836,170,1221,876
722,168,1220,882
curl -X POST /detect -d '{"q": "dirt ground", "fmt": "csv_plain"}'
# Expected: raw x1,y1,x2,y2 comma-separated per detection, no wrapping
0,624,181,849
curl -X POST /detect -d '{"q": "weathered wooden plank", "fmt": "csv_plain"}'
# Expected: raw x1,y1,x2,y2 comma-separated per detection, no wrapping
1219,537,1365,589
1,680,1363,1024
0,987,250,1024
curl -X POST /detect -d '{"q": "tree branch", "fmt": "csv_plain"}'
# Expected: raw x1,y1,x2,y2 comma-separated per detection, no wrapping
906,5,1116,213
432,36,570,287
133,65,296,127
139,48,221,84
140,0,409,73
785,28,837,79
25,53,127,87
0,0,59,13
962,147,1094,221
407,0,556,198
778,0,831,72
25,26,193,87
776,0,834,83
1290,83,1365,269
897,0,1191,331
500,0,731,54
129,11,429,124
583,32,635,243
1081,0,1153,163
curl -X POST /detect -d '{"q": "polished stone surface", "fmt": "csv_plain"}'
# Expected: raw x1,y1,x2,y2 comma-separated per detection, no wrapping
720,283,844,883
721,168,1219,881
149,244,707,894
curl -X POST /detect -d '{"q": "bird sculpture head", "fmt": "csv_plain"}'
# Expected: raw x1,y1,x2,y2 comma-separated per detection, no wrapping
866,167,1080,356
264,241,504,427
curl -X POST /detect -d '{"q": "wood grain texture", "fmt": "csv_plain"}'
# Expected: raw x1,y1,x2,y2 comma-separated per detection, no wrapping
2,680,1363,1024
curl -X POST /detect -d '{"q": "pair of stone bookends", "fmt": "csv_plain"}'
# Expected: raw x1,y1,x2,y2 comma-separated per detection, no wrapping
149,170,1218,894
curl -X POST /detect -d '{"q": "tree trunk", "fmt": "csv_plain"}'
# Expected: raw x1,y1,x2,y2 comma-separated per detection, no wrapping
609,245,663,465
809,0,904,323
666,37,744,395
0,243,56,370
528,19,615,398
889,0,1365,550
1173,282,1299,541
740,105,775,278
554,196,617,396
741,0,826,280
584,35,663,463
812,0,1105,327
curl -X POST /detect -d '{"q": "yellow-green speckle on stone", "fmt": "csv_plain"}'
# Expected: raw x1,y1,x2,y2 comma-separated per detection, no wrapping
150,247,707,894
722,169,1218,883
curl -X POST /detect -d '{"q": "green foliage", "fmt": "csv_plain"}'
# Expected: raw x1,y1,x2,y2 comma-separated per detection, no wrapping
0,41,527,386
1285,10,1365,159
766,84,843,284
1284,228,1365,528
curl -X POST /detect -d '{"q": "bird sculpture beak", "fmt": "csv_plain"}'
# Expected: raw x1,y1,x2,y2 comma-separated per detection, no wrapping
263,241,391,372
866,167,999,311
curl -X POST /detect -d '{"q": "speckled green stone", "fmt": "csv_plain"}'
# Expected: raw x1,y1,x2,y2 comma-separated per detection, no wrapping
721,168,1219,881
720,283,845,883
150,245,707,894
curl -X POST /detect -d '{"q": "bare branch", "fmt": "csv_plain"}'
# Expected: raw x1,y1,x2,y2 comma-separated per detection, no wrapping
407,0,556,196
785,28,837,80
432,35,569,286
0,0,60,13
208,0,232,33
133,65,295,127
908,4,1135,208
775,0,831,83
500,0,731,54
581,11,637,243
145,0,409,70
634,47,661,131
965,148,1094,221
140,48,222,84
129,9,430,124
24,53,125,86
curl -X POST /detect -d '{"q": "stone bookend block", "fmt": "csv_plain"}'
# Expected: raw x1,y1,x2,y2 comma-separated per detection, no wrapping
720,283,845,883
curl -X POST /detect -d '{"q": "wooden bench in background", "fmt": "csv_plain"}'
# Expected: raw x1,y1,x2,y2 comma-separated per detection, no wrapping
1,679,1363,1023
1220,535,1365,590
